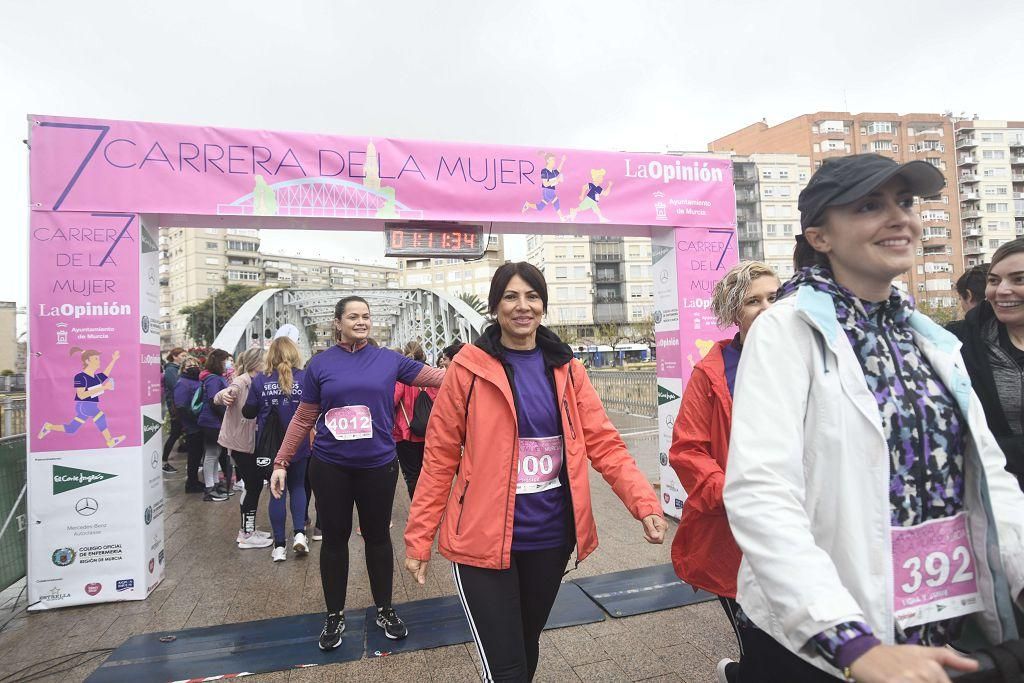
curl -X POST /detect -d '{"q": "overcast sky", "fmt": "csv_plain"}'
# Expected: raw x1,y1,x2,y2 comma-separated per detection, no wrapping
4,0,1023,313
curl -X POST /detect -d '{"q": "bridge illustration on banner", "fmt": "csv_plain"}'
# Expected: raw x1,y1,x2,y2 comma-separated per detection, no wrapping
217,176,424,219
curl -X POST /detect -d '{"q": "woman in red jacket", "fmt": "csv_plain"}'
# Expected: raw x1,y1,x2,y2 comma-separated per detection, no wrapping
392,340,439,499
405,262,666,683
669,260,778,683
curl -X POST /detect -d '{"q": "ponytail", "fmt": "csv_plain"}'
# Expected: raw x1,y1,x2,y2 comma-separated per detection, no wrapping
277,361,293,395
793,235,830,270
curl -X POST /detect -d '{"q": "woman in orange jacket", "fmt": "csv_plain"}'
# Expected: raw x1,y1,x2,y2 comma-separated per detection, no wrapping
668,261,778,683
405,262,666,683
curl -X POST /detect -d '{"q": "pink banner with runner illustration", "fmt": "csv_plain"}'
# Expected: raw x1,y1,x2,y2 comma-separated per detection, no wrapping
30,211,141,452
29,115,735,229
676,228,738,374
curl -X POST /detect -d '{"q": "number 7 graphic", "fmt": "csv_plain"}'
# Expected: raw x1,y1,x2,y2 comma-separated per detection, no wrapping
37,122,110,210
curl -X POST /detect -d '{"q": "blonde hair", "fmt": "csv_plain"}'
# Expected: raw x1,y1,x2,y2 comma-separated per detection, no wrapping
265,337,302,395
235,348,265,376
402,340,426,362
710,261,778,328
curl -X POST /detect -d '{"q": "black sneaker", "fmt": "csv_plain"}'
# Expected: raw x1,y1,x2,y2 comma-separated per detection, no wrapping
162,463,177,473
318,611,345,651
376,606,408,640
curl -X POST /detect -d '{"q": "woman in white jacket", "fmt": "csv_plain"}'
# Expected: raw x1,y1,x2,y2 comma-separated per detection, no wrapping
724,154,1024,683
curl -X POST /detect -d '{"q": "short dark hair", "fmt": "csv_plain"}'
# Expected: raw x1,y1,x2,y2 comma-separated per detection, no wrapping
205,348,230,375
990,238,1024,273
955,264,989,302
487,262,548,314
334,295,370,319
442,341,465,360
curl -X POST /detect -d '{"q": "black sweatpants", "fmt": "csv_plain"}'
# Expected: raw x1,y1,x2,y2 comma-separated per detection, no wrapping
162,413,183,462
231,451,268,532
717,598,838,682
308,456,399,613
184,429,204,489
453,546,571,682
395,440,424,499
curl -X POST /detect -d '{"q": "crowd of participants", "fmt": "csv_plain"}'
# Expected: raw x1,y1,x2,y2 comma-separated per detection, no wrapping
153,153,1024,682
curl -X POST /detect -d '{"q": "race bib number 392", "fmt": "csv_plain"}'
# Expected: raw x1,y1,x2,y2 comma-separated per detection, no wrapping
324,405,373,441
892,512,982,628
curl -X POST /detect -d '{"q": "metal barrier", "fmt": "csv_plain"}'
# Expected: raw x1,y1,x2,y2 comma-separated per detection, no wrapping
0,435,27,591
587,370,657,417
0,397,26,439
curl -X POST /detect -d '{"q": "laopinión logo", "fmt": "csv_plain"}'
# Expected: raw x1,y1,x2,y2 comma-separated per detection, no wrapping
52,547,76,567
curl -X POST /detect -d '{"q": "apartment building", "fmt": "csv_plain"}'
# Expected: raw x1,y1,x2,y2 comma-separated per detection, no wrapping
0,302,16,374
732,154,812,280
711,112,963,307
159,227,399,349
525,235,654,341
954,120,1024,266
396,235,505,306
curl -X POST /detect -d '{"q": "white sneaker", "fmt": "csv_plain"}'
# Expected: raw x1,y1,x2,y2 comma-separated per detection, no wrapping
311,529,323,541
716,659,737,683
238,529,273,543
233,480,245,491
293,532,309,555
271,546,287,562
238,532,273,549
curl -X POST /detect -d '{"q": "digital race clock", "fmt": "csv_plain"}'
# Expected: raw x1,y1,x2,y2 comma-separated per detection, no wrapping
383,222,486,258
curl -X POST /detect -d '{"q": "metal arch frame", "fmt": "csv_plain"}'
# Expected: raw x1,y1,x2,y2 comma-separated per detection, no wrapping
212,287,488,362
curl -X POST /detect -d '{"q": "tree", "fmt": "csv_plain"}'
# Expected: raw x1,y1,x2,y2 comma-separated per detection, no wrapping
548,325,580,346
631,316,655,345
916,301,959,327
595,323,619,345
180,284,263,346
457,292,489,316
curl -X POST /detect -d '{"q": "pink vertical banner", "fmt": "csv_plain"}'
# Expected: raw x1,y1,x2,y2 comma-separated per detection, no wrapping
675,227,738,375
30,211,141,452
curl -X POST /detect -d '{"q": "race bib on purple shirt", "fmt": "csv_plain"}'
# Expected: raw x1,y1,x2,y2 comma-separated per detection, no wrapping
324,406,372,441
892,512,982,628
516,436,563,495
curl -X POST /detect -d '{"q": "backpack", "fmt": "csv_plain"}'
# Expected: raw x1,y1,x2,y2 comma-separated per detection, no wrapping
189,383,204,417
254,407,284,469
409,389,434,438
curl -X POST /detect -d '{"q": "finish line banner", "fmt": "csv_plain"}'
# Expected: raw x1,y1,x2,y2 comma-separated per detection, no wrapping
27,211,164,609
29,115,736,229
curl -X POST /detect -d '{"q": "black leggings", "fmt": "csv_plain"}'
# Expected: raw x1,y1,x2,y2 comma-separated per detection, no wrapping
231,451,268,532
308,456,399,613
162,413,183,462
185,429,204,487
717,597,836,682
453,546,571,682
395,440,424,499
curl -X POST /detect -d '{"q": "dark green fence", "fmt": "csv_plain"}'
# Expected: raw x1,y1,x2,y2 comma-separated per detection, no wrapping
0,435,27,591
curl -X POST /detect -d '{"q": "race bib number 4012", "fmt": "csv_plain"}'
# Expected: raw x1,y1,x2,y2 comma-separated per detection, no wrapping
324,405,373,441
892,512,982,629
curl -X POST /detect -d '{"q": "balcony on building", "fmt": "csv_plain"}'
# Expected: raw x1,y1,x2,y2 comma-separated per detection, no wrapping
593,302,627,323
1017,201,1024,217
961,209,982,219
963,240,984,256
914,127,944,140
960,172,980,183
1017,220,1024,236
1012,155,1024,166
963,225,982,238
955,136,978,149
958,155,978,165
735,189,758,203
961,191,980,201
592,245,624,262
594,266,623,283
1014,173,1024,182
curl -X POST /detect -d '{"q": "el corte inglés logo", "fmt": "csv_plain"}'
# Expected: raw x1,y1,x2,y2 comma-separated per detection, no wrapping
53,465,117,495
657,385,680,405
142,415,162,443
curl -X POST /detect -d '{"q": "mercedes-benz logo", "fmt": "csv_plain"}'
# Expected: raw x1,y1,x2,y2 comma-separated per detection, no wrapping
75,498,98,516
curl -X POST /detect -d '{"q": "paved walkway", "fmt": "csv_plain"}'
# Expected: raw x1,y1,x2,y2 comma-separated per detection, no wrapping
0,413,738,682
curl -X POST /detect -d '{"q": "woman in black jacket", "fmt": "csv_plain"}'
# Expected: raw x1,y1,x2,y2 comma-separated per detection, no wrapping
958,238,1024,489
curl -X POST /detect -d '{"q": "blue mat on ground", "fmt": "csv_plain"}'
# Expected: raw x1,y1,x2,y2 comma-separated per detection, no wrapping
85,609,365,683
364,582,605,657
573,562,716,618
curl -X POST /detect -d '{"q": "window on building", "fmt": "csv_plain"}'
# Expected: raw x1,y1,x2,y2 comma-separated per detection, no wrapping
981,132,1005,143
207,272,220,281
765,223,777,236
206,241,218,249
227,270,260,281
205,257,219,265
761,169,773,179
763,187,774,197
783,224,794,236
555,266,568,279
556,286,569,299
573,266,586,278
990,239,1005,248
554,246,567,259
778,169,789,179
985,203,1010,212
778,186,792,197
983,149,1006,160
572,246,585,259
